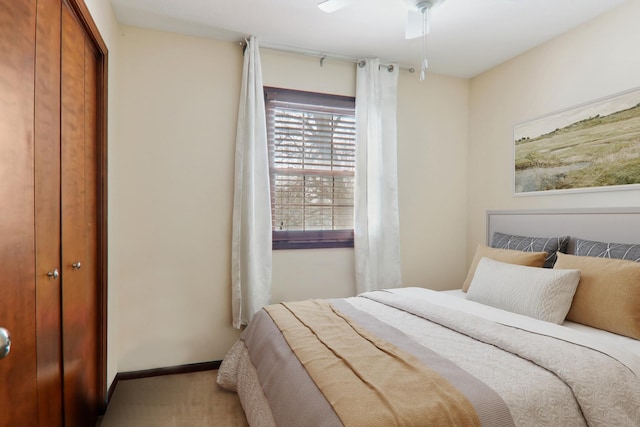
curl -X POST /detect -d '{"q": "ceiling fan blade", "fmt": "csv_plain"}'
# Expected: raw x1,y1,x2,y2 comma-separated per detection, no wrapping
317,0,352,13
405,10,423,39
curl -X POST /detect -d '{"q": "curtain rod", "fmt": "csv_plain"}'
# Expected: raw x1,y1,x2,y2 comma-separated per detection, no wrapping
240,40,416,74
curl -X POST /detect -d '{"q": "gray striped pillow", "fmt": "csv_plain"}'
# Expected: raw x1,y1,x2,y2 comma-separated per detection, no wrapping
575,239,640,262
491,232,570,268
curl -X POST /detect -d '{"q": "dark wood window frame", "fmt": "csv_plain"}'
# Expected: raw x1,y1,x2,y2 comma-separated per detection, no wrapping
265,87,355,250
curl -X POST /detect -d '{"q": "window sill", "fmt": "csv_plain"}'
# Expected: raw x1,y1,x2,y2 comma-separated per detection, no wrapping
272,230,354,250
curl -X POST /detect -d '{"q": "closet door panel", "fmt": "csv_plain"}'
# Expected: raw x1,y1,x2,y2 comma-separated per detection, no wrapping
61,2,100,425
0,1,38,426
34,0,63,424
61,4,88,425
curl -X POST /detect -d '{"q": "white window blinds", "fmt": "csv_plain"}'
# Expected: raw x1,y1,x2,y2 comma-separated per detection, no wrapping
265,88,355,248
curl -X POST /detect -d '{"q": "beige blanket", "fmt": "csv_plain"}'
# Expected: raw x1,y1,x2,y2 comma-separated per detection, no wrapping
265,300,481,427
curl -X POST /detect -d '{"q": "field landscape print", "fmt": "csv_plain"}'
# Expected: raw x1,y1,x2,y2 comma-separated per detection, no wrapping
514,88,640,194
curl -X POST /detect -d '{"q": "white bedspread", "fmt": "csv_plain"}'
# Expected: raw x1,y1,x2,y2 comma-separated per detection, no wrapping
419,288,640,375
354,288,640,427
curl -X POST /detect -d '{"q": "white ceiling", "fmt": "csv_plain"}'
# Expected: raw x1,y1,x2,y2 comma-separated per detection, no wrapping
109,0,628,78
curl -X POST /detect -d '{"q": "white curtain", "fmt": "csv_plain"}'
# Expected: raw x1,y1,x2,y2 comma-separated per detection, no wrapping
231,36,272,329
354,58,402,294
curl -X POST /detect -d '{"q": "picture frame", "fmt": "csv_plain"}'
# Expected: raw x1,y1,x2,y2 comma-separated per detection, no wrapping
513,87,640,195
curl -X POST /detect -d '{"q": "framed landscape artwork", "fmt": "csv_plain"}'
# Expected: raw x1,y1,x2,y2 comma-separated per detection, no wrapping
514,87,640,195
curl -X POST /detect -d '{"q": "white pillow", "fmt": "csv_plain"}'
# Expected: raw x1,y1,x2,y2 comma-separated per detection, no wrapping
466,257,580,324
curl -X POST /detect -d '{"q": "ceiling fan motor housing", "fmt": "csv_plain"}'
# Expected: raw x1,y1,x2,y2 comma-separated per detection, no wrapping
405,0,446,12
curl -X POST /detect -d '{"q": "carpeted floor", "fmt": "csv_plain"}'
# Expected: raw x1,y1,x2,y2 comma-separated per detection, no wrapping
97,370,249,427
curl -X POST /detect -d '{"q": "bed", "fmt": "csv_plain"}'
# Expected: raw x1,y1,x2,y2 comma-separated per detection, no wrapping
217,208,640,426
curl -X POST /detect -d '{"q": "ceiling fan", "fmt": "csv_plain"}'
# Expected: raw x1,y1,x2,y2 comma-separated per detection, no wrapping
317,0,446,79
317,0,446,40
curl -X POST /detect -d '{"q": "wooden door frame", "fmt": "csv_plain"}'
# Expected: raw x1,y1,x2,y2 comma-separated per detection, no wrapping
62,0,109,411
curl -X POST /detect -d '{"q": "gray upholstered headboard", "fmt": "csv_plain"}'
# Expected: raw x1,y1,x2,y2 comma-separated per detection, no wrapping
487,208,640,254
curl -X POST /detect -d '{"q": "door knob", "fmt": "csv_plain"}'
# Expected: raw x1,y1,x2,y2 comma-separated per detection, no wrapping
72,261,82,269
47,269,60,279
0,327,10,359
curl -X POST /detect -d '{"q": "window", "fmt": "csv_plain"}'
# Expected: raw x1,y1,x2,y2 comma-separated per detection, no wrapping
265,87,356,250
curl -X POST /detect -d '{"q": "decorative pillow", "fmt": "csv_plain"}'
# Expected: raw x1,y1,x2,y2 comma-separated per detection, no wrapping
466,257,580,324
575,238,640,262
462,244,547,292
555,252,640,339
491,232,570,268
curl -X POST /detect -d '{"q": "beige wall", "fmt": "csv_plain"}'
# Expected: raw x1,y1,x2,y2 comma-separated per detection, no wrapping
467,1,640,263
113,26,469,373
398,72,469,289
114,27,242,373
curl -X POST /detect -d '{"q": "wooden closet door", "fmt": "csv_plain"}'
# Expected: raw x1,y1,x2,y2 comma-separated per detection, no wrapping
61,2,100,425
34,0,63,425
0,1,39,426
